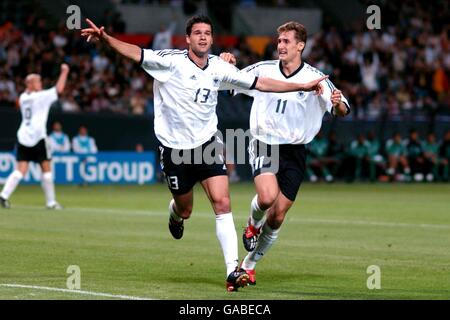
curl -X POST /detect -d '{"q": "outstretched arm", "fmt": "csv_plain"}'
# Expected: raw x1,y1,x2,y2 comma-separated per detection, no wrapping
255,76,327,94
56,64,70,94
81,18,141,63
220,52,326,94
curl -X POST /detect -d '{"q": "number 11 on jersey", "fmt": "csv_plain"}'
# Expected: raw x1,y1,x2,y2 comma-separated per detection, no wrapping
276,99,287,114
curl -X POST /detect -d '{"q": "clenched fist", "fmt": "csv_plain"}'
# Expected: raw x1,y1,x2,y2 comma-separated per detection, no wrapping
61,64,70,73
331,89,342,107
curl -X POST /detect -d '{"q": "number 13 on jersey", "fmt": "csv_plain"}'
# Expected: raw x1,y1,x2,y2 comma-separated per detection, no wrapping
194,88,211,103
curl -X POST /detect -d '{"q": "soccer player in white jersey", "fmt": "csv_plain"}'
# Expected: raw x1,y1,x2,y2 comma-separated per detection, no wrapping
0,64,70,210
221,21,351,286
81,15,327,292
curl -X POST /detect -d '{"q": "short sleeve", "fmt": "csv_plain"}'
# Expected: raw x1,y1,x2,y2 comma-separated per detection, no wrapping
140,49,174,83
227,63,262,97
218,61,257,92
36,87,58,110
318,78,350,115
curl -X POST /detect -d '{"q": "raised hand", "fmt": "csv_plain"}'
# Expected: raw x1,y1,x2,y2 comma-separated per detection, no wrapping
331,89,342,106
219,52,237,66
60,63,70,73
81,18,106,43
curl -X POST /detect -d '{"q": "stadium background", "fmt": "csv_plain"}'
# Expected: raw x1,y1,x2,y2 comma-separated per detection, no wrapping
1,0,449,183
0,0,449,302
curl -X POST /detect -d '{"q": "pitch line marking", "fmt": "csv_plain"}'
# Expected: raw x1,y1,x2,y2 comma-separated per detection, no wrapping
0,284,153,300
14,205,450,230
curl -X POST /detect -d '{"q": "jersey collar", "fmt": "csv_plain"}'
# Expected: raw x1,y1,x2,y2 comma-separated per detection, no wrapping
187,52,209,71
279,60,304,79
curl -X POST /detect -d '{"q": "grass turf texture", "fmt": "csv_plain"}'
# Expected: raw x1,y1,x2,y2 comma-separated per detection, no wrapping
0,183,449,300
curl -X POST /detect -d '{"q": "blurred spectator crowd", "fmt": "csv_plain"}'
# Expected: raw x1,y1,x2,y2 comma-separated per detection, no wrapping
0,0,449,120
236,0,450,120
0,11,155,116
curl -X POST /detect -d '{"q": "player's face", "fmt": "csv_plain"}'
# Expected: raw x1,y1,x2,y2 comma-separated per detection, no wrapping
277,31,304,63
32,76,42,91
28,76,42,91
186,23,213,57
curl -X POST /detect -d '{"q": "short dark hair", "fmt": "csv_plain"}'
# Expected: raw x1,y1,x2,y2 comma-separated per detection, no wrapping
185,15,213,35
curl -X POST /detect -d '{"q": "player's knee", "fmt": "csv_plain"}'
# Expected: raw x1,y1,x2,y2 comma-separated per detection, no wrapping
176,205,193,219
258,192,277,210
211,196,231,214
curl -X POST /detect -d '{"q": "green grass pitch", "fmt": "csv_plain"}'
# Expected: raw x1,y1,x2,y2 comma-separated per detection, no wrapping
0,183,449,300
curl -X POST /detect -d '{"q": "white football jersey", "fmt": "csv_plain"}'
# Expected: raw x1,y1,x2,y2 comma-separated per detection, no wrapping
140,49,257,149
17,87,58,147
234,60,350,145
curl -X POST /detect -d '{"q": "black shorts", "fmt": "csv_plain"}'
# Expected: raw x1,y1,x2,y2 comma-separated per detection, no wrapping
158,136,227,195
248,138,306,201
16,139,51,163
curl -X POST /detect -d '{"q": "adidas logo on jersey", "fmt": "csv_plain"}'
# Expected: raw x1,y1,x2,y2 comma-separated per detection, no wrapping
190,75,197,80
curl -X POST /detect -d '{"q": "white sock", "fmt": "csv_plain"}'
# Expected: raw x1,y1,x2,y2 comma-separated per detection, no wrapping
250,195,266,229
41,172,56,206
242,222,280,270
216,212,239,276
169,199,183,222
1,170,23,200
